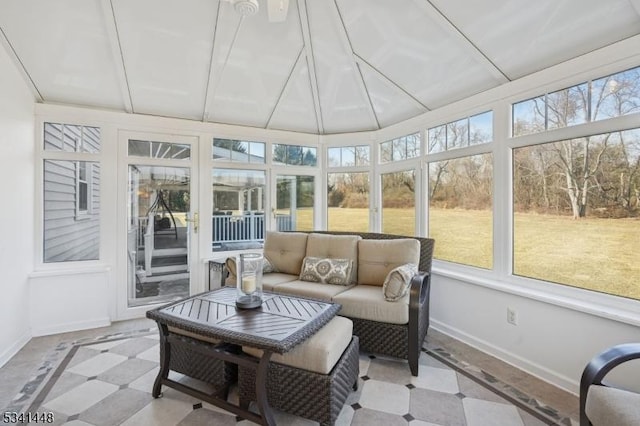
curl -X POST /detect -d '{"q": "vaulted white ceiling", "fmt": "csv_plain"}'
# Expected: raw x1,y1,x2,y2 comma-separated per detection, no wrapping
2,0,640,135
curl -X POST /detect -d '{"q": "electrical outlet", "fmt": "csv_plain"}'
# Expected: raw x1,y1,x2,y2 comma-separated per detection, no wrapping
507,307,518,325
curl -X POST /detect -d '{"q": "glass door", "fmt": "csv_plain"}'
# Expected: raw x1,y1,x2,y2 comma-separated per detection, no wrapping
272,174,315,231
122,135,198,311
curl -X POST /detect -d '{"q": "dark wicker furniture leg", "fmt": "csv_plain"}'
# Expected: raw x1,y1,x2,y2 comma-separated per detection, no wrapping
151,323,281,426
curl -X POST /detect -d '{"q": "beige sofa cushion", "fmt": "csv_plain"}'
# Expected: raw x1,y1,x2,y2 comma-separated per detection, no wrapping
358,239,420,286
274,280,353,301
263,231,309,275
243,316,353,374
332,285,409,324
262,273,299,291
586,385,640,426
306,233,361,284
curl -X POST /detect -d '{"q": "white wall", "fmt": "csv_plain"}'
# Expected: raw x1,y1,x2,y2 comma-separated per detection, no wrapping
0,43,35,366
430,272,640,394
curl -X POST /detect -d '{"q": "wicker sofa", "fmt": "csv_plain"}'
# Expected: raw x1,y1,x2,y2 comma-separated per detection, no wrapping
226,230,435,376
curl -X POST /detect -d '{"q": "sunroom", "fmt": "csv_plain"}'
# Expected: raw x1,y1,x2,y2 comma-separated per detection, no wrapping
1,0,639,424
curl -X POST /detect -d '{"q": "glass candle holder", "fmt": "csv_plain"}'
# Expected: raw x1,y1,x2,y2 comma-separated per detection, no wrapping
236,252,264,309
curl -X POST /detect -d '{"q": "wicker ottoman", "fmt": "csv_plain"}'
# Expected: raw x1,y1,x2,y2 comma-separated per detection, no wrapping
163,326,238,398
238,316,359,426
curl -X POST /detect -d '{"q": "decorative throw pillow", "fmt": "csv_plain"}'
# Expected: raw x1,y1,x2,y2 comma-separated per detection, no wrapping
262,256,278,273
383,263,418,302
299,257,353,285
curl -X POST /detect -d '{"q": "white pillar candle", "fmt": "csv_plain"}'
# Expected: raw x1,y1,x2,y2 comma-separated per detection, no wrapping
242,275,256,293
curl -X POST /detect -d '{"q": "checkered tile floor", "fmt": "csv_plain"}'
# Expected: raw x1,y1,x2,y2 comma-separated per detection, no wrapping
10,331,575,425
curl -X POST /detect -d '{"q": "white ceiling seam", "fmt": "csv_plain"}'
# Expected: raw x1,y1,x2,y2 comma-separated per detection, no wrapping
413,0,511,84
332,0,380,130
352,53,429,112
100,0,133,113
266,46,305,129
0,25,43,102
202,1,222,122
297,0,324,134
206,13,245,123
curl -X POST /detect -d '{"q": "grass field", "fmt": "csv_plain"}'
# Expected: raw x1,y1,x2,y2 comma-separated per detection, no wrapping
289,207,639,300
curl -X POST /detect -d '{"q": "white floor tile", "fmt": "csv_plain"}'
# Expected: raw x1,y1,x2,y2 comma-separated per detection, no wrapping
129,367,159,393
358,379,410,415
137,345,160,362
43,380,119,416
463,398,525,426
67,352,128,377
62,421,94,426
411,365,460,394
119,395,193,426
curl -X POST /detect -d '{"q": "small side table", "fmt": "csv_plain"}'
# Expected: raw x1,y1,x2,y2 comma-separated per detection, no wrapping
208,257,228,290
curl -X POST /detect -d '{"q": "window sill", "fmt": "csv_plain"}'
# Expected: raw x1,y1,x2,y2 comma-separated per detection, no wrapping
29,264,110,279
432,261,640,328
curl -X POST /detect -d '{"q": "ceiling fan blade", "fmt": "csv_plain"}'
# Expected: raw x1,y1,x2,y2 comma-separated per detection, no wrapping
267,0,289,22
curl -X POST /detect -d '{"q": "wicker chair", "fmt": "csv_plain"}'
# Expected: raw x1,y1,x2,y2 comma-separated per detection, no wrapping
305,231,435,376
580,343,640,426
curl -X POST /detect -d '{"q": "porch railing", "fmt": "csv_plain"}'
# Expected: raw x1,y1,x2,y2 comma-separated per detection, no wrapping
211,213,294,248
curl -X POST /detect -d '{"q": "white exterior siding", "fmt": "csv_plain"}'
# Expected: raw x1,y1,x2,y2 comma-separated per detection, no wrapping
43,123,100,262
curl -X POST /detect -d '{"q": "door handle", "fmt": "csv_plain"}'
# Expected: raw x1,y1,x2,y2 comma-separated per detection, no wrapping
186,212,199,233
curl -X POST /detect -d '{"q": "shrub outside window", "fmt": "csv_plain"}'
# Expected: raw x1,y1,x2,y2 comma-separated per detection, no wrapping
327,172,370,232
381,170,415,236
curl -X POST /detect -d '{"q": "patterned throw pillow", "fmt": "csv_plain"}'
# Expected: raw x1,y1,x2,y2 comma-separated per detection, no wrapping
299,257,353,285
263,256,278,273
383,263,418,302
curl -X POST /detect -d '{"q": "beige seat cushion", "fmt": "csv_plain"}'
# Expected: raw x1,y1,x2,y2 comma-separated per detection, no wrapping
274,280,353,301
586,385,640,426
243,316,353,374
306,233,361,284
264,231,309,275
332,285,409,324
262,273,299,291
358,239,420,286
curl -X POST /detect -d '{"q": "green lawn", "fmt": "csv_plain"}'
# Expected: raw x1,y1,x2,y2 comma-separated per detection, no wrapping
293,207,639,300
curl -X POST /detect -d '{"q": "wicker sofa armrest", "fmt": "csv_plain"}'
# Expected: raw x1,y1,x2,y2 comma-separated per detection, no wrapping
408,271,431,376
580,343,640,426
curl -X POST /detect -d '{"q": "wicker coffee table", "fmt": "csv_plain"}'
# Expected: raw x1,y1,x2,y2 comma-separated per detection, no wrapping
146,287,340,426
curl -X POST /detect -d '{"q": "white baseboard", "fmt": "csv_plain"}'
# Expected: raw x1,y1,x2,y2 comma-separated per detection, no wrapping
0,329,31,368
430,319,579,396
31,317,111,337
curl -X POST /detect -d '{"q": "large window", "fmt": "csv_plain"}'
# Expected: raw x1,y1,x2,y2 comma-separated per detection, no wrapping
513,129,640,300
327,172,370,232
276,175,315,231
381,170,415,236
513,66,640,136
43,123,101,262
428,111,493,153
212,169,266,251
328,145,370,167
213,138,265,163
380,133,419,163
272,144,317,166
429,155,493,269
